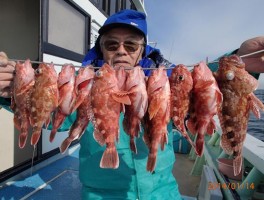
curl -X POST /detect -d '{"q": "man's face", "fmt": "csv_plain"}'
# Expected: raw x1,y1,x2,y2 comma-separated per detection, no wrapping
100,27,145,67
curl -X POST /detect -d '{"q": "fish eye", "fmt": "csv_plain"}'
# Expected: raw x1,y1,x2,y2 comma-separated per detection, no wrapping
35,68,42,75
226,71,234,80
178,75,184,81
95,70,102,77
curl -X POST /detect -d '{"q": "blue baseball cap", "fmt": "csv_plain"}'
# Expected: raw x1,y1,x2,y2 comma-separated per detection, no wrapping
98,9,147,42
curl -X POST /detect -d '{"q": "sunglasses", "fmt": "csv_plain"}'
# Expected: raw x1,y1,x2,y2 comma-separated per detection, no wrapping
101,40,145,53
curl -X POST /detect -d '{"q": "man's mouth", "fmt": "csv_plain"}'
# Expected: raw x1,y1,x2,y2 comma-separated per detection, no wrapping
113,60,129,66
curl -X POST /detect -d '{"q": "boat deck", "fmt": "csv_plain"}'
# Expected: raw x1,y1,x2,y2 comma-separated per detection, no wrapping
0,145,81,200
0,145,199,200
173,153,200,198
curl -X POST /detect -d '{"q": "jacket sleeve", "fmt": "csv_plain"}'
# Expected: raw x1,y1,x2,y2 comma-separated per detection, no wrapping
140,45,174,76
82,47,104,67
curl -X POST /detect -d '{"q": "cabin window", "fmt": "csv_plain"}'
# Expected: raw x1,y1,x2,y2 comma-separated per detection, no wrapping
118,0,131,10
42,0,91,62
90,0,100,6
91,0,134,16
124,0,131,10
109,0,117,15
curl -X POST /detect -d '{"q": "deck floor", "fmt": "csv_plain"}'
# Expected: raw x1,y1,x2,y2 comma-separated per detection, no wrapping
0,146,81,200
173,153,201,198
0,146,200,199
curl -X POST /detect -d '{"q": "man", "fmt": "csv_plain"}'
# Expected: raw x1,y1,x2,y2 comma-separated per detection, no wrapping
76,9,181,200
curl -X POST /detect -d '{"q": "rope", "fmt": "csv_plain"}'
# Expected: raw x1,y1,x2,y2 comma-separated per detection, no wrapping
9,49,264,70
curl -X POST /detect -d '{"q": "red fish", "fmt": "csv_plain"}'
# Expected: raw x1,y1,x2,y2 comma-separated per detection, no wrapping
50,64,77,142
169,64,195,149
143,66,171,173
60,66,95,153
215,55,264,176
91,63,131,169
12,59,35,148
60,93,93,153
123,66,148,153
72,65,95,111
186,62,223,156
30,63,58,146
114,65,127,91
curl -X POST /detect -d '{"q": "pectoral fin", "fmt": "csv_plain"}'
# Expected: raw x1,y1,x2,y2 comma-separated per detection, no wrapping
112,92,131,105
148,97,162,119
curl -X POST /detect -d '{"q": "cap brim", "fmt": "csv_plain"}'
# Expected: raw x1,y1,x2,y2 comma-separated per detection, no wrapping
99,23,146,40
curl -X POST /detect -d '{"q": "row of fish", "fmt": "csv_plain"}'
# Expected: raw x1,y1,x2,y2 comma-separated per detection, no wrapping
10,54,264,175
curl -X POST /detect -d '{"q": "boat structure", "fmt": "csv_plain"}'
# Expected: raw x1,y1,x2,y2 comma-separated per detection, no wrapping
0,0,263,199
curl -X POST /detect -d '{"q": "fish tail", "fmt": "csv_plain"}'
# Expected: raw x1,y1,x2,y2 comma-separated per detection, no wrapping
207,119,216,135
233,155,243,176
60,138,73,154
147,141,159,172
182,131,196,150
143,132,151,148
186,119,196,135
74,119,90,139
13,115,21,131
133,119,141,138
122,115,129,135
19,119,30,148
31,129,41,146
160,132,168,151
45,117,51,128
195,122,208,156
72,97,84,112
19,133,28,149
220,134,233,155
49,129,57,142
93,131,105,146
130,138,137,154
50,112,66,142
195,134,204,156
100,144,119,169
59,121,87,153
136,123,141,138
147,153,157,173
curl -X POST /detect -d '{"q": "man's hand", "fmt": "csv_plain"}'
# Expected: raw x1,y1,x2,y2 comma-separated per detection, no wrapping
237,36,264,73
0,52,15,98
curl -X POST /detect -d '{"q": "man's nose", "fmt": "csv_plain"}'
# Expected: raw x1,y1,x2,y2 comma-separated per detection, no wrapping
116,44,127,54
